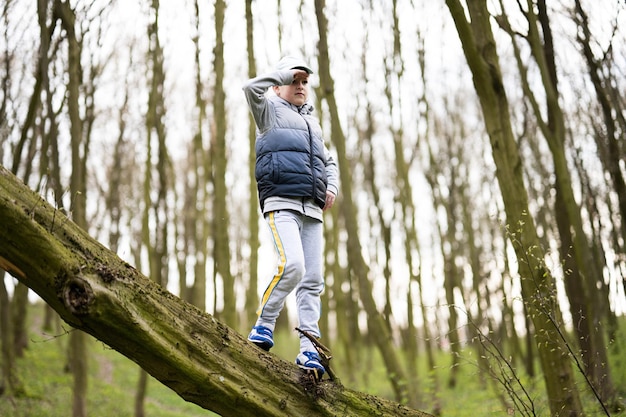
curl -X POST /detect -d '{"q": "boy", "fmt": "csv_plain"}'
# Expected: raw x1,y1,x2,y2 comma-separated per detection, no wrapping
242,56,339,375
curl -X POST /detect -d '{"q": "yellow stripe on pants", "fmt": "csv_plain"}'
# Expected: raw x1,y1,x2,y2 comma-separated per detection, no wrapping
257,211,287,315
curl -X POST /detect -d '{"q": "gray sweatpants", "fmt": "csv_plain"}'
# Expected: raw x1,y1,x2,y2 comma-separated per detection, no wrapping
255,210,324,353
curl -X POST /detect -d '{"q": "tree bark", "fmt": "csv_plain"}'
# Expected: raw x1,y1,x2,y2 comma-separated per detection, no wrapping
10,283,28,357
0,164,432,417
185,0,210,311
314,0,416,407
244,0,260,332
54,1,90,415
0,271,24,397
134,369,148,417
138,1,171,411
211,0,235,328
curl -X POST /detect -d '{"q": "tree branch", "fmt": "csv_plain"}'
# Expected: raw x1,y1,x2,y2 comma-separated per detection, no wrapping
0,164,432,417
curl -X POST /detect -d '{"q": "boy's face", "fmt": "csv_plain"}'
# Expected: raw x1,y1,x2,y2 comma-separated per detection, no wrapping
274,71,309,107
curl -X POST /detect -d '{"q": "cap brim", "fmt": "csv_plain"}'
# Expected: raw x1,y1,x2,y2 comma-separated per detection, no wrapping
292,66,313,74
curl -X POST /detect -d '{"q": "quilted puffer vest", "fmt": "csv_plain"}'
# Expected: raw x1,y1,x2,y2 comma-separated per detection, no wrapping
255,98,328,210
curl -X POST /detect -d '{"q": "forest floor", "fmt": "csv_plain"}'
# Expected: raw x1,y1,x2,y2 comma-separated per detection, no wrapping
0,303,624,416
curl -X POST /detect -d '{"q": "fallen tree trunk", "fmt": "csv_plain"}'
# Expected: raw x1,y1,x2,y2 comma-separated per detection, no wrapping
0,165,432,417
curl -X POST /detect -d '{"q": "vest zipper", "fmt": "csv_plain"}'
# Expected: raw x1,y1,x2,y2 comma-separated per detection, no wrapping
301,112,317,201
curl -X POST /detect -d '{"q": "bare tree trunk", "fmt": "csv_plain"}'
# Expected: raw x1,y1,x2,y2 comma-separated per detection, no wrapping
313,0,415,407
11,0,52,180
53,1,89,415
68,329,87,417
134,370,148,417
105,107,127,255
0,271,9,395
364,80,393,334
132,206,149,417
211,0,235,328
4,0,58,379
0,271,24,397
0,0,10,156
243,0,260,332
184,0,210,311
10,283,28,357
137,0,173,413
312,81,361,385
445,1,584,414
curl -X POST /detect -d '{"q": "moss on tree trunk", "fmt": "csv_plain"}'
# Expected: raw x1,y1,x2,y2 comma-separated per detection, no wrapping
0,165,432,417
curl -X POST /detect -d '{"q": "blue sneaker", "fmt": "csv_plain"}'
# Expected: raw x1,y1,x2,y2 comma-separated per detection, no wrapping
296,351,325,375
248,326,274,351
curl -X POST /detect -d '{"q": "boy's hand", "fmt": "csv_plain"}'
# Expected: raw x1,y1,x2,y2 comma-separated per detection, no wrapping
323,191,336,211
293,69,309,82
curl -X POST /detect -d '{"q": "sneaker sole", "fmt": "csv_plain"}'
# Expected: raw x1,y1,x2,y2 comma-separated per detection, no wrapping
299,366,324,381
297,364,325,374
249,339,272,351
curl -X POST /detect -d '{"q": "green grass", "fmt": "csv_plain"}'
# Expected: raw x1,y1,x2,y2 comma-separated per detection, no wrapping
1,306,214,417
2,305,625,416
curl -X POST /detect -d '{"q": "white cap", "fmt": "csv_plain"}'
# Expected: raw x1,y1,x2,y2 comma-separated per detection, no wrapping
275,56,314,74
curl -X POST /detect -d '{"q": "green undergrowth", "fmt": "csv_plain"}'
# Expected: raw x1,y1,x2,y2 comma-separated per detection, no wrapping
0,304,213,417
1,334,213,417
1,304,625,416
